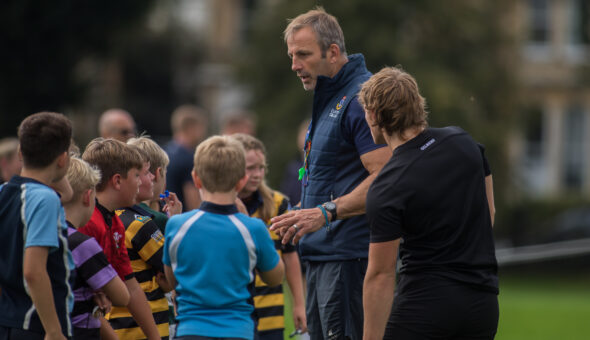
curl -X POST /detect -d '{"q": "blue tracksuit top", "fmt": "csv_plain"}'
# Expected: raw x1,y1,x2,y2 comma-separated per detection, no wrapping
299,53,373,261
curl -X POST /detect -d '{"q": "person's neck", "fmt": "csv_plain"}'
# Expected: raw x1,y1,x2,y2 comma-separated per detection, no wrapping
384,126,425,153
201,190,237,206
237,190,254,200
64,204,86,228
95,190,119,212
327,55,349,79
20,167,57,187
174,134,195,150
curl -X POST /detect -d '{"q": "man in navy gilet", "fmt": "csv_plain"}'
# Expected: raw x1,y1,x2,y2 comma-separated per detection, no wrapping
270,7,391,340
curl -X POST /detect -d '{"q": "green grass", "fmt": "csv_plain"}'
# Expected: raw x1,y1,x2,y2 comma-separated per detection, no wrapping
282,272,590,339
496,273,590,340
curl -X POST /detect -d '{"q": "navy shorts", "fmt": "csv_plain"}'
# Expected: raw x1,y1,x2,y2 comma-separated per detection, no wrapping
0,326,45,340
305,259,367,340
385,274,499,340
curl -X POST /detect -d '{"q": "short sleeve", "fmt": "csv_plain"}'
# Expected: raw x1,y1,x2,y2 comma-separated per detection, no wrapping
130,218,164,273
253,221,280,272
477,143,492,176
71,232,118,290
342,98,387,155
24,186,61,249
366,175,406,243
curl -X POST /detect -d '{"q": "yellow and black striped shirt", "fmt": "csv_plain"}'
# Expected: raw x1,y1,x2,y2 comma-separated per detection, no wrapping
247,191,296,333
109,205,169,339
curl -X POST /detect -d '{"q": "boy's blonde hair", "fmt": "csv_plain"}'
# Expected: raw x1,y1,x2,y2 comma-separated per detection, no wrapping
0,138,19,159
66,157,101,201
127,136,170,174
82,138,143,192
194,135,245,193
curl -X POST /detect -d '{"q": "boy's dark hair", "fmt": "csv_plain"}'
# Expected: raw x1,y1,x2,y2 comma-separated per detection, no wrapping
18,112,72,168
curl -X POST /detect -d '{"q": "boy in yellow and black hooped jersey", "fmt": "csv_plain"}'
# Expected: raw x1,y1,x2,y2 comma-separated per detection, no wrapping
108,145,171,339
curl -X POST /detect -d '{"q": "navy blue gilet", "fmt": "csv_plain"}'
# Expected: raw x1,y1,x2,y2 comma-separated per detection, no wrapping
299,54,372,261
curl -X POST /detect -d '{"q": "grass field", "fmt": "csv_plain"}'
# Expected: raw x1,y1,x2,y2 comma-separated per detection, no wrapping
282,271,590,339
496,272,590,340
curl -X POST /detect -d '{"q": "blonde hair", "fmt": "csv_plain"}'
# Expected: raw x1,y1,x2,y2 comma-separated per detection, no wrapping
231,133,275,222
284,6,346,57
0,138,19,159
359,66,428,138
127,136,170,174
82,138,143,192
66,157,101,201
194,135,245,193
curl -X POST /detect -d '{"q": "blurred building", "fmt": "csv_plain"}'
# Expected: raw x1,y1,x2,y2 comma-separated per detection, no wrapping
512,0,590,196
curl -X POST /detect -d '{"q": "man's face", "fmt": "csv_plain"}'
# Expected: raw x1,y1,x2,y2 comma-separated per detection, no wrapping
287,26,333,91
111,116,136,142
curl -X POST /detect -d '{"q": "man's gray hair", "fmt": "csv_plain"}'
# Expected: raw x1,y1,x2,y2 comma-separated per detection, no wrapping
284,7,347,57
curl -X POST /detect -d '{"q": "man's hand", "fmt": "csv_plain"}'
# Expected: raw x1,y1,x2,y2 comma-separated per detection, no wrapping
269,207,325,244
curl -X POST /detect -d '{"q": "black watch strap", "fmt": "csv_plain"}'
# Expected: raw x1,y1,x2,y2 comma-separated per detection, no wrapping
322,202,337,222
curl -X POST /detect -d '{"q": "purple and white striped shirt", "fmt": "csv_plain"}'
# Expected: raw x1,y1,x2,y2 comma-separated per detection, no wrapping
67,225,117,329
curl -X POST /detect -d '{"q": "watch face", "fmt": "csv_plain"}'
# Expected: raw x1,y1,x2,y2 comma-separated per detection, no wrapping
324,202,336,211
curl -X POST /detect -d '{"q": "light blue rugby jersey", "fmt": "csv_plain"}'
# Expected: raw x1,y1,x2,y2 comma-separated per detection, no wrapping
0,176,75,336
163,202,279,339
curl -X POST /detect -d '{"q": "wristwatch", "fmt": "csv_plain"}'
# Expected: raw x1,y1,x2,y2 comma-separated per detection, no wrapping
322,201,337,222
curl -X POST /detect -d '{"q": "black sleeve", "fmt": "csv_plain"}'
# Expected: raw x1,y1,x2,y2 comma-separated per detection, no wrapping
366,176,405,243
477,143,492,176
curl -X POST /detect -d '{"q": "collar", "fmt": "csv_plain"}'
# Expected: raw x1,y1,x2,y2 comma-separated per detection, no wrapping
242,190,263,216
124,204,153,218
393,128,434,156
9,175,60,196
315,53,367,93
96,199,115,227
199,201,239,215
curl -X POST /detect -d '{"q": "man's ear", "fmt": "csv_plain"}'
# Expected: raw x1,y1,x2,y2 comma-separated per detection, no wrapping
327,43,340,63
235,174,249,193
82,189,93,207
191,170,202,189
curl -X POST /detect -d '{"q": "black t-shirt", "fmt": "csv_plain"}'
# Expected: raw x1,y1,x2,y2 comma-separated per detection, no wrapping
366,127,498,293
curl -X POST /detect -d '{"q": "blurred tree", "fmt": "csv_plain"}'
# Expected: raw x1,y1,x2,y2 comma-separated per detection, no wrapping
237,0,519,226
0,0,155,137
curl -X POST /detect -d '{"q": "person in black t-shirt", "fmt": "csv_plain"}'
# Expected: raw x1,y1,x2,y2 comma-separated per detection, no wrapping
358,67,499,340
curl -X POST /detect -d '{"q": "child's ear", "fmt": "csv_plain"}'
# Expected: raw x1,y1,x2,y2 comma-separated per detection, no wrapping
156,167,166,182
154,167,161,182
191,170,202,189
56,151,68,169
235,174,249,192
111,174,122,190
82,189,93,207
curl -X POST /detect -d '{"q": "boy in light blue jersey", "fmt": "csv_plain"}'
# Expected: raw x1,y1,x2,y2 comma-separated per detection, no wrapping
163,135,284,340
